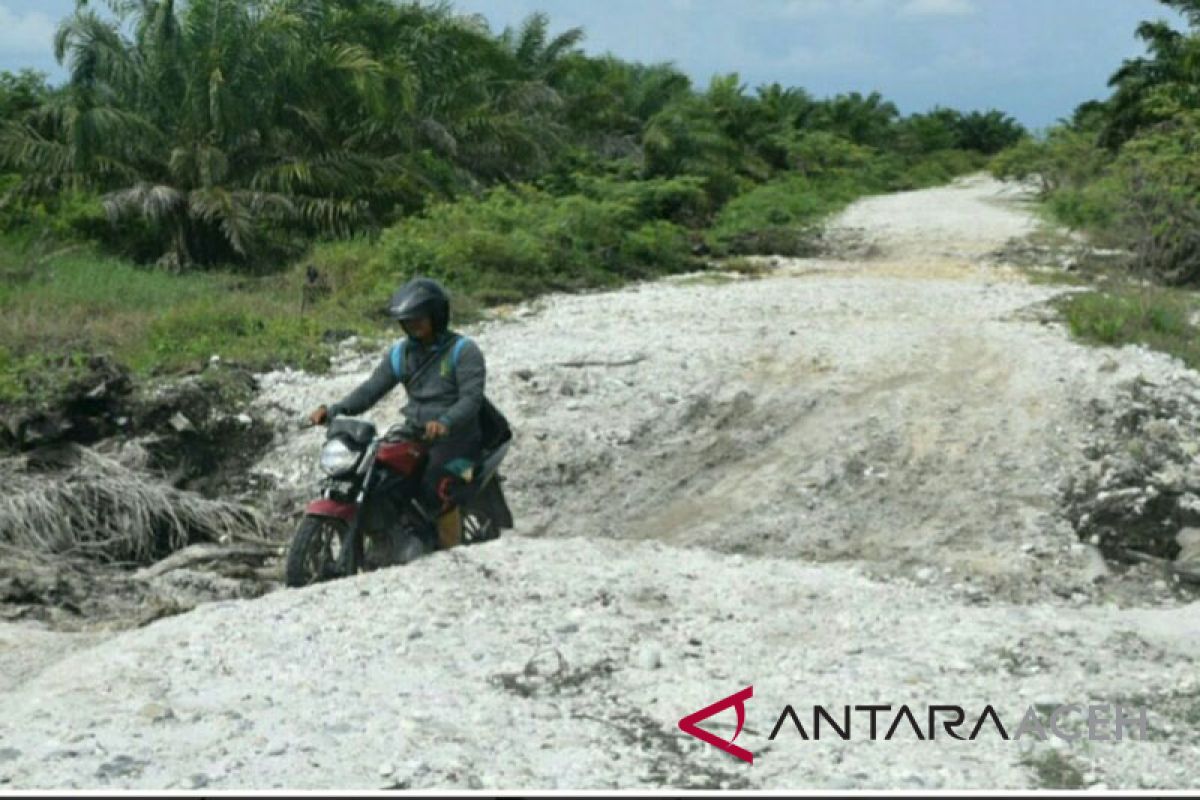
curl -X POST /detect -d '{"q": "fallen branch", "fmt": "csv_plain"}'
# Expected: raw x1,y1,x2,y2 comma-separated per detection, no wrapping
555,355,647,369
1120,547,1200,585
133,542,278,581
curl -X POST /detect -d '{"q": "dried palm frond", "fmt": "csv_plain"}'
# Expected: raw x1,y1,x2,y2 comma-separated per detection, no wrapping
0,447,272,564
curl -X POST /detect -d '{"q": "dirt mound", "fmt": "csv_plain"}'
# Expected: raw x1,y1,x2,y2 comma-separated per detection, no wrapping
0,355,134,452
0,537,1197,790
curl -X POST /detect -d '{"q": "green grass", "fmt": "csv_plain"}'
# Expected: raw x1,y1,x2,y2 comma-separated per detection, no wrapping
0,182,703,406
1021,749,1088,790
1056,286,1200,369
0,239,376,404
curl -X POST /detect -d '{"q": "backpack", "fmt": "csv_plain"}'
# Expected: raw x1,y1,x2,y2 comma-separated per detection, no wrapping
388,334,513,452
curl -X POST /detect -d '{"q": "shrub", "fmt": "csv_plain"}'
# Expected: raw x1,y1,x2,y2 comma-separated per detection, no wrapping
705,174,855,256
896,149,985,189
621,220,695,274
1108,114,1200,284
573,175,712,227
990,138,1049,188
1043,179,1122,235
1012,113,1200,285
990,130,1111,197
782,132,875,179
349,184,698,304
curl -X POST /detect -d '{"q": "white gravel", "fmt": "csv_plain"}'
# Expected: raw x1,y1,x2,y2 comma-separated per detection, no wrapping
0,538,1197,790
2,174,1199,790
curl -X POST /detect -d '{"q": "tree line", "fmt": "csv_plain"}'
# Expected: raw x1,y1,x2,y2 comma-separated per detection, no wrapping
992,0,1200,285
0,0,1025,271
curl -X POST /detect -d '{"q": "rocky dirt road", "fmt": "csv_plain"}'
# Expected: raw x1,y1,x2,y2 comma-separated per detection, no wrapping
2,175,1198,790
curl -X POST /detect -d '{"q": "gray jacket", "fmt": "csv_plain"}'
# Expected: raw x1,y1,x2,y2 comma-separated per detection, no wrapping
328,331,486,440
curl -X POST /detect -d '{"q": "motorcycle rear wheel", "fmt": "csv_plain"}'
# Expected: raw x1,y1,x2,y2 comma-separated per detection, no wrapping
285,515,348,588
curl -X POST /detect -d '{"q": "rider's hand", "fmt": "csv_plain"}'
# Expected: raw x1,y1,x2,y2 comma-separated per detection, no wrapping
309,405,329,427
424,420,448,440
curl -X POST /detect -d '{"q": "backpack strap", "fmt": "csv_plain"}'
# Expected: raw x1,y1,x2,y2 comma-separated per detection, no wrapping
389,339,407,380
450,336,470,372
404,333,461,388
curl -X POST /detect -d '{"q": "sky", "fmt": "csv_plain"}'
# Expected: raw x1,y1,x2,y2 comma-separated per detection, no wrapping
0,0,1187,131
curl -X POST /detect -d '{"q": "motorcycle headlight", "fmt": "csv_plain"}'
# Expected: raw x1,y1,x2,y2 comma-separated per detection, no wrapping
320,437,360,476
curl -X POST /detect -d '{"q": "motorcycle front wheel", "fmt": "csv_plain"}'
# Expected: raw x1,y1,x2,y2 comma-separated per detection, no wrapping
285,515,348,588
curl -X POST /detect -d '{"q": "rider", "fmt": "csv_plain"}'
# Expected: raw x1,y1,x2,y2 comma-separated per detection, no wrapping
308,277,485,550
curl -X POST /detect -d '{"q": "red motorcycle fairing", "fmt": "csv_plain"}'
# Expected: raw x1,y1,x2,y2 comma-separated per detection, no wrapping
305,497,358,522
376,440,427,477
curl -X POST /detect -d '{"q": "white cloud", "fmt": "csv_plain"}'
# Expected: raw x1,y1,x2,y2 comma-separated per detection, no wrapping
900,0,975,16
905,44,992,79
0,2,56,58
773,0,892,18
720,0,891,22
776,0,834,16
750,41,883,73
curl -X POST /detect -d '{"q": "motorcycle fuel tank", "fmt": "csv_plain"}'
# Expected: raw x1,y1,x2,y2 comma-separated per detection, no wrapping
376,440,427,477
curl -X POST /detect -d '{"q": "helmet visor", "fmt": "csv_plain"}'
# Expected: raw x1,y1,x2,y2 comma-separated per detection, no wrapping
388,296,433,321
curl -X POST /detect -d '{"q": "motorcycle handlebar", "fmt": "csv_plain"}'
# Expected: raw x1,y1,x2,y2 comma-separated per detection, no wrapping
300,413,432,442
387,420,432,443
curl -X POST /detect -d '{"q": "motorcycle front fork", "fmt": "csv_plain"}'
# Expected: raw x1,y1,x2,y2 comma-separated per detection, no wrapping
340,484,437,575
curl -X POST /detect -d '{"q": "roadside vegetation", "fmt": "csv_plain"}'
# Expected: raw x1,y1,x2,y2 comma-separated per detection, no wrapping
1057,288,1200,370
989,0,1200,369
0,0,1025,412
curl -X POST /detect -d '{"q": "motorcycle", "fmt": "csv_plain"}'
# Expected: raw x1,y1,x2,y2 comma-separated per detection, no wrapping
285,406,514,588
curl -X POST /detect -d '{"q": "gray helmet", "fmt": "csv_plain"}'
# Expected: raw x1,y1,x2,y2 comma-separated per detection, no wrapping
388,277,450,333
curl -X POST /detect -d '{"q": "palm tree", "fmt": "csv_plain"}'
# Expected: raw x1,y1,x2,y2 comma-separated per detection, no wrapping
497,11,584,85
1,0,410,267
955,110,1025,154
1103,3,1200,148
0,70,53,120
812,91,899,149
641,76,752,202
753,82,818,170
1,0,578,266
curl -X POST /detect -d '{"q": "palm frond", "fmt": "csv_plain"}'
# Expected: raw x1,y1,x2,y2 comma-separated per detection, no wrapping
103,181,186,223
0,446,270,564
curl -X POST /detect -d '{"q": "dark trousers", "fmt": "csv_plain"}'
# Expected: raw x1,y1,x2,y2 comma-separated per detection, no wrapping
422,432,483,513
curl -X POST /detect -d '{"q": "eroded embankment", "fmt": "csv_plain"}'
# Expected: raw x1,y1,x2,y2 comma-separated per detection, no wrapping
0,361,283,628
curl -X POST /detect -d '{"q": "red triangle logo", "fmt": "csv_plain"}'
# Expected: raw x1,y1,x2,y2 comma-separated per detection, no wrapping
678,685,754,764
